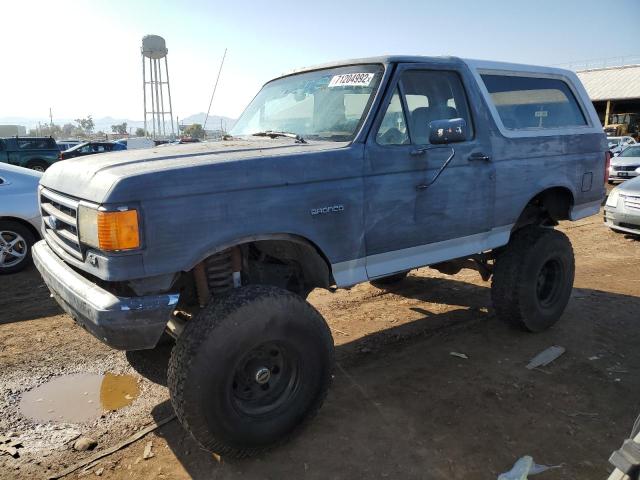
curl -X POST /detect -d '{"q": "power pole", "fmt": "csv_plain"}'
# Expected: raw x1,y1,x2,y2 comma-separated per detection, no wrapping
49,108,54,130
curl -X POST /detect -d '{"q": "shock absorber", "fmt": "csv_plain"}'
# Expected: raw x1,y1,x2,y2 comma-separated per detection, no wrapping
205,249,234,293
193,247,242,307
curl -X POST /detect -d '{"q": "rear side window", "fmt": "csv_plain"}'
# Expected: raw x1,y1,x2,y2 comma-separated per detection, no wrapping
481,74,587,130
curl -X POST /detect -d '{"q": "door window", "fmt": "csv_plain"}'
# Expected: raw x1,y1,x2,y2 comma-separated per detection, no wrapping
375,70,473,146
400,70,473,145
376,89,409,145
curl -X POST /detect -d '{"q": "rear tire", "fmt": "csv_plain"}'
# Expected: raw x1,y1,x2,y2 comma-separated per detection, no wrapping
491,226,574,332
0,221,36,274
370,271,409,287
26,160,49,172
168,285,334,457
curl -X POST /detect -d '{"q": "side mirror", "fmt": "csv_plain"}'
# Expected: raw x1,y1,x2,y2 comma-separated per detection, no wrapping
429,118,468,144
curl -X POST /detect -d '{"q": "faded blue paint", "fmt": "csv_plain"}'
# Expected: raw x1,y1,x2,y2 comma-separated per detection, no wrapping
38,56,607,286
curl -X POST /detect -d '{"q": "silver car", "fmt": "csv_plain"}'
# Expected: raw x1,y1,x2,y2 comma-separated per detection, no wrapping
604,175,640,235
608,135,636,156
0,163,42,273
608,144,640,184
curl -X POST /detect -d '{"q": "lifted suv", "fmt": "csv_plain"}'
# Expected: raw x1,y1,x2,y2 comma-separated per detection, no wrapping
33,56,607,457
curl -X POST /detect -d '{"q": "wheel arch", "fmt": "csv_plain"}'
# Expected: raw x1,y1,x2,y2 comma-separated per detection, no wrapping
188,233,334,290
0,216,41,241
513,185,575,231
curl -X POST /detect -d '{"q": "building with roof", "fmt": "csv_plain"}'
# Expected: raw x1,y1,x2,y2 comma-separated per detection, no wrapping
0,125,26,136
576,64,640,133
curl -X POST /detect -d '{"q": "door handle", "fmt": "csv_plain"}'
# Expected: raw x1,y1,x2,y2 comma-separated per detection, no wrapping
468,152,491,162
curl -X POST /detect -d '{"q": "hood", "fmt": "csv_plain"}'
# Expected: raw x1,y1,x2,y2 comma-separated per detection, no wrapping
40,138,349,204
611,155,640,167
617,175,640,195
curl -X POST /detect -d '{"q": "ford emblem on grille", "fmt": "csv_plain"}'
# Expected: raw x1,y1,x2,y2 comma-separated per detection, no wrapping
46,216,59,230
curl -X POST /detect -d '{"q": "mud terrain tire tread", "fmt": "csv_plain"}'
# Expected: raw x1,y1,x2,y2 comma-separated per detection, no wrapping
491,226,575,332
168,285,334,458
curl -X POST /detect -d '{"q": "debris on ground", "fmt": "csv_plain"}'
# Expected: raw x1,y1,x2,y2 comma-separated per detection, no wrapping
73,437,98,452
0,436,22,458
143,441,154,460
94,466,104,476
526,346,565,370
498,455,561,479
450,352,469,359
49,416,175,480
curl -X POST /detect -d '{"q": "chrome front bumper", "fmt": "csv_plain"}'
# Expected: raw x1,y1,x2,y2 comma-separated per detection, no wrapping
32,240,179,350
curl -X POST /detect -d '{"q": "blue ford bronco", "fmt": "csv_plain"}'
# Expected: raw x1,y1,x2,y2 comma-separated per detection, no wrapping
33,56,607,456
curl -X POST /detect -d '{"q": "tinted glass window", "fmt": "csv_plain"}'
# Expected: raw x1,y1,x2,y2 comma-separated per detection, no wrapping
620,146,640,158
376,89,409,145
400,70,472,145
17,138,57,149
481,74,587,130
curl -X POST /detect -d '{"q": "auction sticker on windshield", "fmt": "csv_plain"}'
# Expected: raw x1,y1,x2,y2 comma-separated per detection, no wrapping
328,73,375,87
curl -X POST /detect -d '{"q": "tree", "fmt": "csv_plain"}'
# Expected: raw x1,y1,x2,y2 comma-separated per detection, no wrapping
184,123,205,139
28,124,62,138
74,115,94,135
135,127,147,137
62,123,75,137
111,122,128,135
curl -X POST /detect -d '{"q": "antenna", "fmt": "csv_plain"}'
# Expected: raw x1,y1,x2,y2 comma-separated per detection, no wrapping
204,48,228,135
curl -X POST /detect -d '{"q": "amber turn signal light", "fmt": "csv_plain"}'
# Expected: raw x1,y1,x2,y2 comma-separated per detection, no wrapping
96,210,140,251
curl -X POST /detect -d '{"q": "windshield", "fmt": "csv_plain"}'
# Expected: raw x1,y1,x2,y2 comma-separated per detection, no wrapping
231,64,384,141
611,114,628,124
620,146,640,157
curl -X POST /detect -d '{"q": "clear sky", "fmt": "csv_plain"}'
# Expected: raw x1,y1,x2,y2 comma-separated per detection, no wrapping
1,0,637,122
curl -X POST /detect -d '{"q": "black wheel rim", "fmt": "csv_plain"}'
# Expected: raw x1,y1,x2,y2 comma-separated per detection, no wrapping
536,258,564,308
230,341,300,417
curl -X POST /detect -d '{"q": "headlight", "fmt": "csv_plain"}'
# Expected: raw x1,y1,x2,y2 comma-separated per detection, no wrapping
78,206,140,251
606,189,620,208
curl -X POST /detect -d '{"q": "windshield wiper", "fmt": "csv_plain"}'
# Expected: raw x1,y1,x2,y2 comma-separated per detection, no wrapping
252,130,307,144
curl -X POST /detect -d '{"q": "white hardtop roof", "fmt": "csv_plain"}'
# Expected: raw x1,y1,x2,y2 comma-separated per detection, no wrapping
275,56,574,80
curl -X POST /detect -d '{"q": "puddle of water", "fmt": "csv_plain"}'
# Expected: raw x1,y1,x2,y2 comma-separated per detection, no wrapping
100,373,140,411
19,373,140,424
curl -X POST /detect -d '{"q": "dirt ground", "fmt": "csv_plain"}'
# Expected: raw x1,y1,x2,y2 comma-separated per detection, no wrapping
1,209,640,479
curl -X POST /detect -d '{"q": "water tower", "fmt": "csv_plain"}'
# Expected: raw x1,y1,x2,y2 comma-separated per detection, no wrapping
141,35,175,138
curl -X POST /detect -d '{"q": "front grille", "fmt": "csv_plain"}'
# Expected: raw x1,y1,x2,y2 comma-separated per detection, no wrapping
623,195,640,212
613,165,639,172
40,188,83,259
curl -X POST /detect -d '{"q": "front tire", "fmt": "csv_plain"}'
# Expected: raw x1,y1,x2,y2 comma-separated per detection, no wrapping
168,285,334,457
0,221,36,274
491,226,575,332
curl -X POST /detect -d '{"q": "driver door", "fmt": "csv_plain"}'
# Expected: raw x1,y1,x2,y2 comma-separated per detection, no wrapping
363,63,496,279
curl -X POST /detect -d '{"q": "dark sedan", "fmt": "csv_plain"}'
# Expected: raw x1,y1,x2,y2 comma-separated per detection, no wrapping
59,141,126,160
